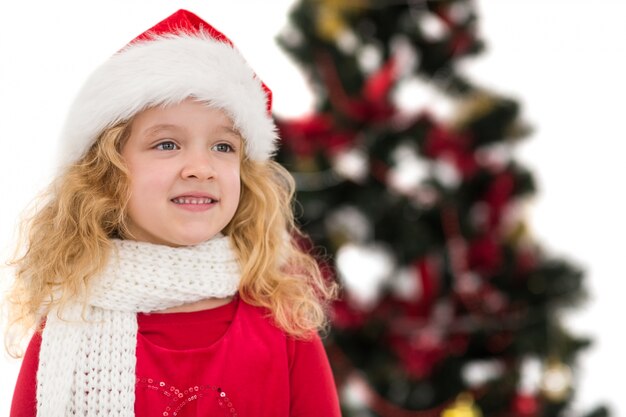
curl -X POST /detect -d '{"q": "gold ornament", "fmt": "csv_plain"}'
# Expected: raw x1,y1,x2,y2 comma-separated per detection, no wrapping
319,0,368,14
294,156,320,172
451,92,531,139
540,358,573,402
506,220,529,246
314,0,368,42
451,92,496,131
441,393,482,417
317,6,348,41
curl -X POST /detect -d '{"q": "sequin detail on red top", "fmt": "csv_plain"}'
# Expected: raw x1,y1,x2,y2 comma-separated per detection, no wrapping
136,377,238,416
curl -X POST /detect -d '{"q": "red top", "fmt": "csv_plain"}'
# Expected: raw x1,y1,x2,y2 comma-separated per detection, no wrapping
10,297,341,417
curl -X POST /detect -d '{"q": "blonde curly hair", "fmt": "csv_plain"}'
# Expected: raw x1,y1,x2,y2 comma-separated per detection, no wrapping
5,115,337,356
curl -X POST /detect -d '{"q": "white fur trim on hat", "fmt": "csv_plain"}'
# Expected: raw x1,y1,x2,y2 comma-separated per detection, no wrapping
59,32,278,166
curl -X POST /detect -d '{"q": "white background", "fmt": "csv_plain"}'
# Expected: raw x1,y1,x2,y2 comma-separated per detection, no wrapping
0,0,623,415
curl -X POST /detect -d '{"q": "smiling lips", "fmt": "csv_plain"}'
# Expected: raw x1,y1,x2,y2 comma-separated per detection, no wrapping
172,197,216,204
171,195,218,211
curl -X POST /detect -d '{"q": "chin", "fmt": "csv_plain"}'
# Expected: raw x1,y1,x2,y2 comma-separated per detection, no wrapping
171,232,223,247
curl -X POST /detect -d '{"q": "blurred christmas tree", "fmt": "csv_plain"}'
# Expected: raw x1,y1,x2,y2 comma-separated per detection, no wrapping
275,0,607,416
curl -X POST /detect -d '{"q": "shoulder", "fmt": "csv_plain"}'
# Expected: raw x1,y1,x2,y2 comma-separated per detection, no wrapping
239,297,325,337
235,298,286,341
285,332,342,416
286,332,328,364
237,299,321,346
236,298,332,357
237,297,275,323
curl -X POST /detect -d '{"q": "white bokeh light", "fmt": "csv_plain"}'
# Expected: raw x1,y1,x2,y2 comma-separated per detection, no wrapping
336,243,395,309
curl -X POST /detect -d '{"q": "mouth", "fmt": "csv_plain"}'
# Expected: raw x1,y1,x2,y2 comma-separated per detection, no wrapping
171,195,218,205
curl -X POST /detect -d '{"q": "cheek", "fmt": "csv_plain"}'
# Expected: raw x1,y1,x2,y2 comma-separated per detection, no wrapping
226,166,242,211
127,164,169,209
231,173,242,205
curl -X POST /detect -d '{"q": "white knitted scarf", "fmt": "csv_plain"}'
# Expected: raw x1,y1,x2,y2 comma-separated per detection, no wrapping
36,235,241,417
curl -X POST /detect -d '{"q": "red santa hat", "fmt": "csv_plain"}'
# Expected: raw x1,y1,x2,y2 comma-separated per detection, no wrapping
59,9,277,165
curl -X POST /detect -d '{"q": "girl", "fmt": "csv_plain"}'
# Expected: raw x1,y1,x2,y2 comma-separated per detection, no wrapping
6,9,340,417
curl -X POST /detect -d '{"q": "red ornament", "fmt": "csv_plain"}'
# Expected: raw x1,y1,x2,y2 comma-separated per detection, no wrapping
423,124,478,178
398,257,440,317
331,298,368,329
431,4,476,57
389,328,447,379
511,393,540,416
467,233,502,276
316,51,397,123
276,114,355,157
451,31,474,56
483,170,516,227
362,57,397,105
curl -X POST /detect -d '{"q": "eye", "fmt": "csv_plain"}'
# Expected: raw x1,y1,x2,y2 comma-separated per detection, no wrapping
212,143,235,153
155,141,179,151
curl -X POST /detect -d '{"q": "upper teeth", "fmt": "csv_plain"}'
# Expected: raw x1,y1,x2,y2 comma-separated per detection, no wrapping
172,197,214,204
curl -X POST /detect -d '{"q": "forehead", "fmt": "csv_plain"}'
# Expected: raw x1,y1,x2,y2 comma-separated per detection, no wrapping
131,99,241,137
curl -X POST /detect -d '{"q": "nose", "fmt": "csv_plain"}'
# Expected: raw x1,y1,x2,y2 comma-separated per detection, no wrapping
180,151,216,180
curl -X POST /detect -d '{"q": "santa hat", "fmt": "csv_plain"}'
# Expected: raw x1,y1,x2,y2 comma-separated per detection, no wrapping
59,9,277,166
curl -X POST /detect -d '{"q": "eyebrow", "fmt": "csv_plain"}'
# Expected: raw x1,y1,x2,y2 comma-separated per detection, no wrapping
142,124,183,137
216,125,243,140
142,124,242,139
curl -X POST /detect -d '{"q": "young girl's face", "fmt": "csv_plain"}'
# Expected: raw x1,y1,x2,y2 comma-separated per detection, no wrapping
121,98,242,247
